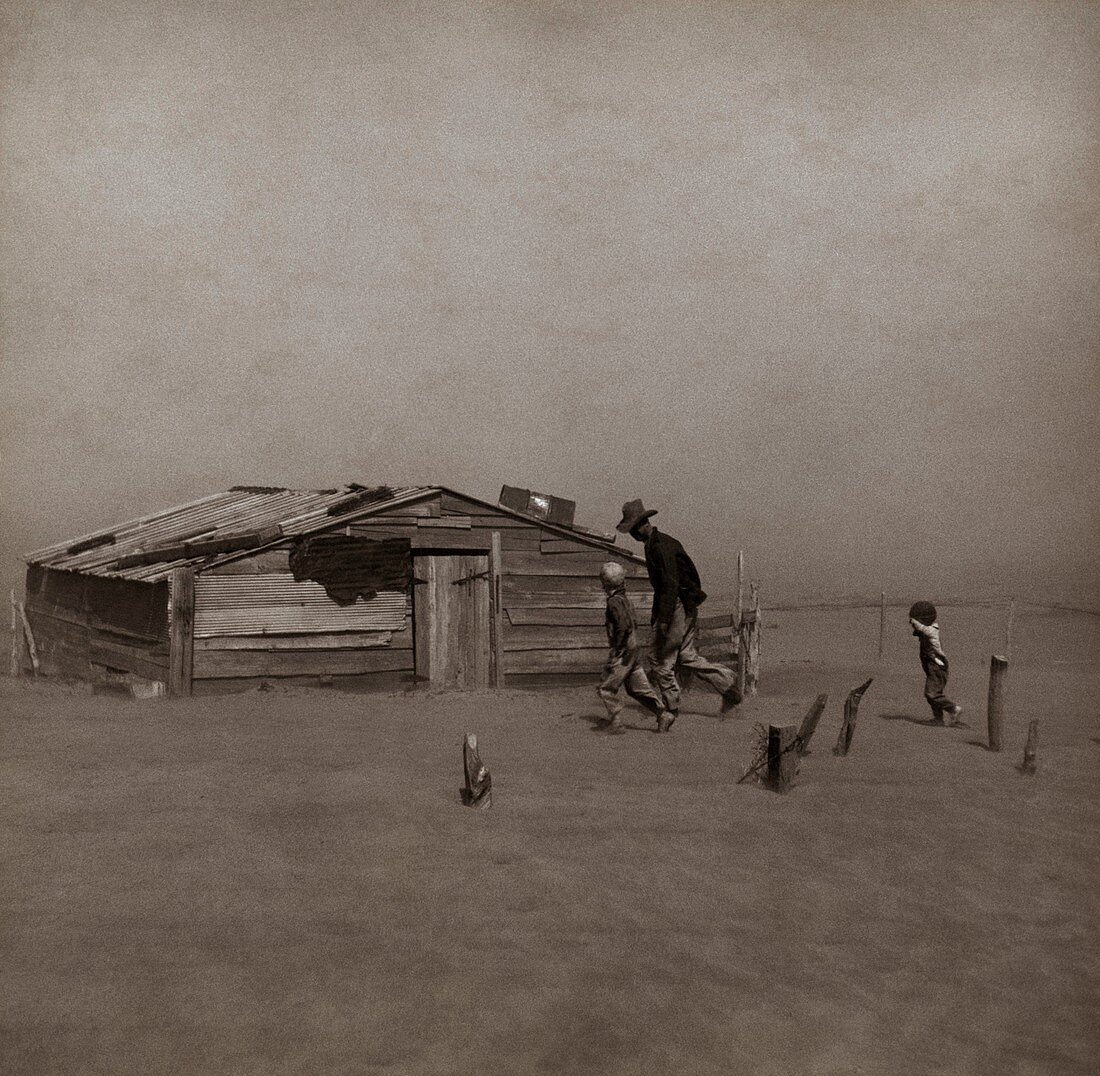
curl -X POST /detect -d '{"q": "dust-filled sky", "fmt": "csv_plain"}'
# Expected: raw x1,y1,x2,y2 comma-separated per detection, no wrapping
2,0,1097,605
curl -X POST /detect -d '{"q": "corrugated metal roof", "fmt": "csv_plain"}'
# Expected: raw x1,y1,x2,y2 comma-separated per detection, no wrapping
25,486,437,581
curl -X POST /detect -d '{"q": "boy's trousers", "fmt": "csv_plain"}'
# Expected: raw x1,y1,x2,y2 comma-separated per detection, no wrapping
598,657,665,719
648,600,738,713
923,659,957,718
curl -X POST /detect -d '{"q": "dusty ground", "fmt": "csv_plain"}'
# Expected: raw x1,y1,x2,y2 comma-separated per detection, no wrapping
2,612,1098,1074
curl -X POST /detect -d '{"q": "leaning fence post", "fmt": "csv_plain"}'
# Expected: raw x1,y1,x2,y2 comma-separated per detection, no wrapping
461,733,492,809
16,598,39,676
796,693,829,755
1020,719,1038,775
833,678,874,756
987,655,1008,752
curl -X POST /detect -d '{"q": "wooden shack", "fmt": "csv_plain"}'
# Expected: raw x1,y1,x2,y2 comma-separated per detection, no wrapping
17,484,737,696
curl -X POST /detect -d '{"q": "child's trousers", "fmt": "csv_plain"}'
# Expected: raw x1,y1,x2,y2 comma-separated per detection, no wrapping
598,657,665,720
924,659,958,719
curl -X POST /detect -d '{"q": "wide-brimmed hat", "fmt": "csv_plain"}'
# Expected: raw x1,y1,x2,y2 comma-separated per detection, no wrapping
616,499,657,534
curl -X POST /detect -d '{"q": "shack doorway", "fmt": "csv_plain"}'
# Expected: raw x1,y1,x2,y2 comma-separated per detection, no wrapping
412,553,491,688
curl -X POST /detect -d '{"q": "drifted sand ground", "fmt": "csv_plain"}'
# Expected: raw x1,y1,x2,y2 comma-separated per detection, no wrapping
2,610,1098,1074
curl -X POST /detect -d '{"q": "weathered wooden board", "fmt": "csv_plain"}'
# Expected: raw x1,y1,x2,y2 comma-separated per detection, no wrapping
540,537,619,555
207,550,292,575
501,533,542,552
503,576,652,601
417,516,472,529
697,612,734,631
194,631,395,651
90,638,169,682
506,607,607,626
24,599,166,645
411,531,493,552
192,669,414,695
503,647,608,673
503,625,611,651
193,646,414,679
502,550,646,576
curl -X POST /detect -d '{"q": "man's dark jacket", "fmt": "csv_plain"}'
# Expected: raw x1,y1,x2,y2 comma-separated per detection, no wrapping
643,528,707,626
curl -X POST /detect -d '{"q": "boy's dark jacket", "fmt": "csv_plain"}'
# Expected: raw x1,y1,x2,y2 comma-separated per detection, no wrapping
643,528,707,625
604,587,639,662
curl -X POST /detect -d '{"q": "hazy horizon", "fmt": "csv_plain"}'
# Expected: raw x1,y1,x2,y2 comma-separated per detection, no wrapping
3,0,1097,609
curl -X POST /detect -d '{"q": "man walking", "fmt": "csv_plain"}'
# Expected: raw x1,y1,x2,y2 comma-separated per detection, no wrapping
616,500,742,728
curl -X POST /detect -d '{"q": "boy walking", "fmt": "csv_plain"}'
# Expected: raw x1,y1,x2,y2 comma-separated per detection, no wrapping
909,601,962,724
597,562,676,733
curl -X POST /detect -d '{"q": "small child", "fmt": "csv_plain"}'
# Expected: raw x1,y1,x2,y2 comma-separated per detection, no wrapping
598,562,675,733
908,601,962,724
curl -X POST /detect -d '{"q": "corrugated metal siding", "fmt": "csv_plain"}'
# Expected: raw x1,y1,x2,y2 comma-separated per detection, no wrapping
193,574,408,637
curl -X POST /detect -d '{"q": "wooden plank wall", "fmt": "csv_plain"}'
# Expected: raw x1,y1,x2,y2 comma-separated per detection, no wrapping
193,501,445,687
194,491,735,690
22,566,169,683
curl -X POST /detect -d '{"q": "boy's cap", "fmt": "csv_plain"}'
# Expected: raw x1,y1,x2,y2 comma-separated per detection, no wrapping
600,562,627,587
909,601,937,625
616,499,657,534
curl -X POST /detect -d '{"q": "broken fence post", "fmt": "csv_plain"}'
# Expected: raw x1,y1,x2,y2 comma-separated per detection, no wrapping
987,655,1008,752
461,733,492,809
1020,719,1038,775
833,677,874,757
765,724,798,793
796,693,829,756
738,722,799,790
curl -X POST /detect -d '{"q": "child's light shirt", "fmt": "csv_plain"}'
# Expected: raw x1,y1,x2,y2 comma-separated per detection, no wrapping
911,619,947,667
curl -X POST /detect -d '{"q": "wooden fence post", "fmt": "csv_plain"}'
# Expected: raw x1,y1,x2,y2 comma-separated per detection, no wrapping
461,733,492,809
1020,719,1038,775
765,724,798,792
987,655,1008,752
168,567,195,697
735,550,744,634
833,677,874,756
747,583,761,696
796,693,829,755
878,591,886,661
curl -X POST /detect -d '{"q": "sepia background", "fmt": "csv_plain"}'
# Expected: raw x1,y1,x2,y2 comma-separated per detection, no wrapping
2,0,1097,608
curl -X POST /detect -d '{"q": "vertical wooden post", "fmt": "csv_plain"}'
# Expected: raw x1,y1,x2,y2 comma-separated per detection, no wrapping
1020,719,1038,775
735,550,744,632
9,590,21,677
747,582,761,696
833,677,874,756
1005,600,1015,661
796,693,829,755
488,531,504,688
765,724,798,793
168,567,195,697
987,655,1008,752
878,591,886,661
